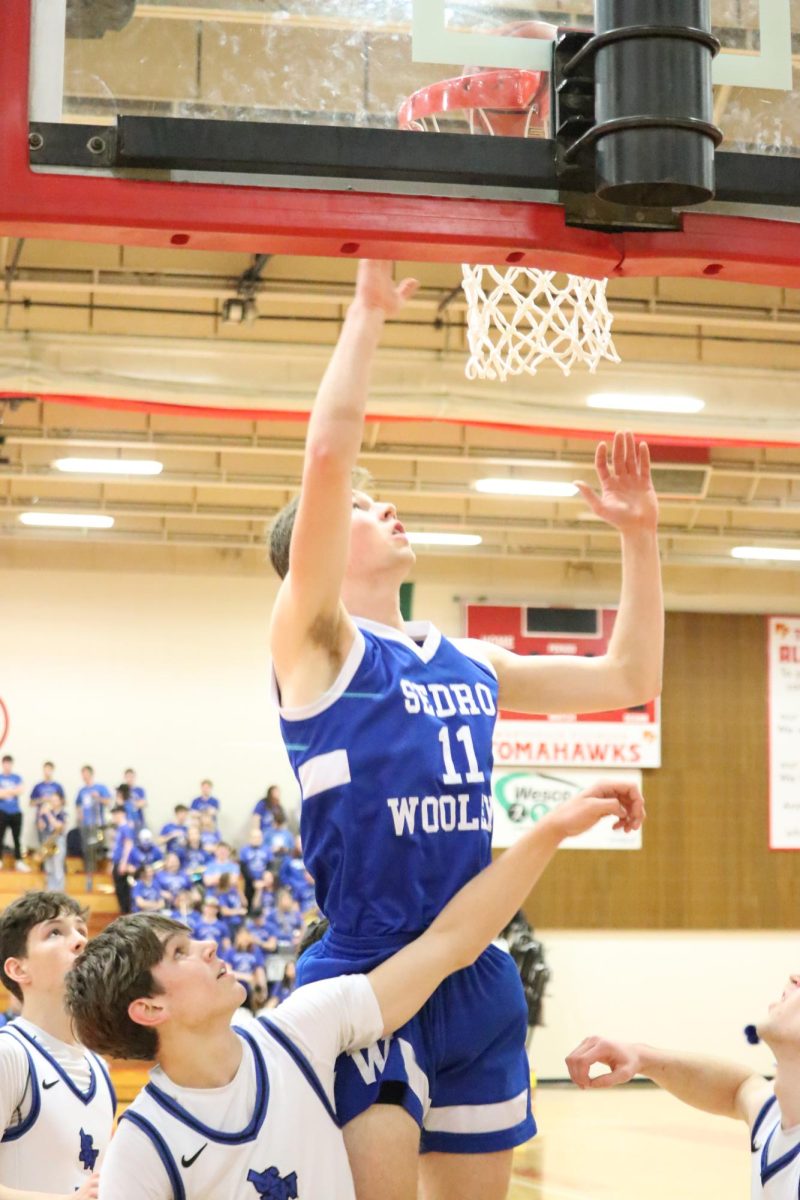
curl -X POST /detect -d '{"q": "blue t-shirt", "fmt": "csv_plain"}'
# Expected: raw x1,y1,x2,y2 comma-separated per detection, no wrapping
36,808,66,839
276,620,497,944
193,918,229,945
202,860,240,886
30,780,65,807
200,829,221,852
130,881,163,911
269,980,295,1005
182,846,211,875
264,909,303,948
75,783,111,826
0,773,23,816
245,915,275,947
159,821,189,854
267,829,295,859
239,844,271,880
155,868,191,900
230,948,264,975
128,845,164,872
111,822,137,866
253,799,276,831
190,795,220,814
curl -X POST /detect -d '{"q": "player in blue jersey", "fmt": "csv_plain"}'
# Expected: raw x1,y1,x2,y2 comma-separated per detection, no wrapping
267,260,663,1200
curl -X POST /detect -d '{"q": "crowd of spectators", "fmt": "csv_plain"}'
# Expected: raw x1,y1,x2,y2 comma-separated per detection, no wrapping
0,759,311,1010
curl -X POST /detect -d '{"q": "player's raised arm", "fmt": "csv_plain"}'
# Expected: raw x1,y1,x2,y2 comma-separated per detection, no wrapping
368,782,644,1036
269,262,418,672
565,1037,772,1126
486,433,663,715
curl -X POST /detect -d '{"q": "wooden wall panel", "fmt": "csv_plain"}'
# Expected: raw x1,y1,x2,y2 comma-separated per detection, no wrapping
522,612,791,929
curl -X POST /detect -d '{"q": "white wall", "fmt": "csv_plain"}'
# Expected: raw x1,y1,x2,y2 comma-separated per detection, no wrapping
0,569,292,844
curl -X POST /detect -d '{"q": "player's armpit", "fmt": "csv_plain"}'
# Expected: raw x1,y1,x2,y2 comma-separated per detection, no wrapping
735,1074,775,1128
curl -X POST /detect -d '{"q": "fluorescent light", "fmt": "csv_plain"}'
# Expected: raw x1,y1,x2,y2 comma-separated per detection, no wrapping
474,478,578,498
731,546,800,563
587,394,705,414
407,532,483,547
53,458,163,476
19,513,115,530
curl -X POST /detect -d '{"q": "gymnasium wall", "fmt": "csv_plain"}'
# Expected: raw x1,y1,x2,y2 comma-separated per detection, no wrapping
0,567,791,933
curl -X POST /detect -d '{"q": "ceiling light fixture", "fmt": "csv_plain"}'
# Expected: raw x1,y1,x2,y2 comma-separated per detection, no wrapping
406,532,483,547
473,479,579,498
53,458,164,476
19,513,115,529
730,546,800,563
586,394,706,414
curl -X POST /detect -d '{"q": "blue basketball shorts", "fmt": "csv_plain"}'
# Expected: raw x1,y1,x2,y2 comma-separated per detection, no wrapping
297,931,536,1154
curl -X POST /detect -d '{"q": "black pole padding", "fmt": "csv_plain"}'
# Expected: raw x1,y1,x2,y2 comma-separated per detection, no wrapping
591,0,721,207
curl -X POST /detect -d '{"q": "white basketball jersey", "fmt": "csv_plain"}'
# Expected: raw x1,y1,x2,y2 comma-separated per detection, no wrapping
0,1021,116,1191
752,1094,800,1199
116,1019,355,1199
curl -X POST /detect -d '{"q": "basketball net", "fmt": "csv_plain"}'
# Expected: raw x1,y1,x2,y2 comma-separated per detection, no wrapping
399,59,620,380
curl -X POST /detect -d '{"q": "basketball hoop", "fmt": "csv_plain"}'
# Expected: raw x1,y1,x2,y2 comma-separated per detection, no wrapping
399,55,620,381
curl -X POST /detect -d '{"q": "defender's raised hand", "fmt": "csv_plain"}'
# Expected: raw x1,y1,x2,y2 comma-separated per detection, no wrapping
354,259,419,317
574,432,658,533
550,780,645,839
566,1037,642,1090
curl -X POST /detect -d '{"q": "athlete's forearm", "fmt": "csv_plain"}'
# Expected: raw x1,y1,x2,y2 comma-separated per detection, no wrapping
637,1045,755,1119
304,301,385,474
605,529,663,704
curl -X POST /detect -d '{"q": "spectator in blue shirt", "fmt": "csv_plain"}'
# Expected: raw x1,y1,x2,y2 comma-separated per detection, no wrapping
130,862,165,913
252,868,277,917
239,829,272,911
279,854,316,915
0,755,29,873
122,767,147,829
164,888,201,931
29,761,65,842
155,852,191,904
245,909,278,956
266,810,295,863
126,827,164,874
192,896,229,947
250,783,282,833
158,804,191,856
35,794,67,891
190,778,220,816
74,764,111,886
228,927,267,999
109,803,137,914
198,812,221,853
206,872,247,933
181,826,210,881
202,842,241,890
262,959,297,1010
264,889,303,952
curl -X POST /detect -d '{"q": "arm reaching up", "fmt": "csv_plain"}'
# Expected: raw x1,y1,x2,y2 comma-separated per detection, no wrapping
370,781,644,1036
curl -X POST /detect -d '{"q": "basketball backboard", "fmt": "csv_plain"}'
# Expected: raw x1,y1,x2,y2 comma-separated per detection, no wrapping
3,1,800,283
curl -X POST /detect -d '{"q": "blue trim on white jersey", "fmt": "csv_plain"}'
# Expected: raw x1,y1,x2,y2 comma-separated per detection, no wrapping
258,1017,340,1128
93,1051,118,1114
752,1094,778,1151
143,1028,268,1144
0,1029,40,1142
10,1023,97,1105
761,1123,800,1187
122,1110,186,1200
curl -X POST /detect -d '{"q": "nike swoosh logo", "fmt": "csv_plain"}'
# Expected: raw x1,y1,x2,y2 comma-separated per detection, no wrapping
181,1144,207,1168
42,1079,59,1090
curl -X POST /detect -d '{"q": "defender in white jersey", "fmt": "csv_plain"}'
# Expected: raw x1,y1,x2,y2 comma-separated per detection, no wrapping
268,259,663,1200
65,781,644,1200
0,891,116,1200
565,973,800,1200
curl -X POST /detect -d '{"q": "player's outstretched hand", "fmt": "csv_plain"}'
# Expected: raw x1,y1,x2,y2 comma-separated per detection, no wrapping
354,260,419,317
574,432,658,534
566,1036,642,1089
69,1172,100,1199
549,780,645,839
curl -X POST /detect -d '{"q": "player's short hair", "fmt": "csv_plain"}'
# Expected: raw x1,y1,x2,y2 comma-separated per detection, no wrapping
1,755,12,764
0,892,87,1002
65,914,186,1060
268,467,373,579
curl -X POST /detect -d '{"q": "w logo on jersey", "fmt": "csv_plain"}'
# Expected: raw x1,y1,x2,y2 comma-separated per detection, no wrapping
78,1128,99,1171
349,1038,391,1086
247,1165,299,1199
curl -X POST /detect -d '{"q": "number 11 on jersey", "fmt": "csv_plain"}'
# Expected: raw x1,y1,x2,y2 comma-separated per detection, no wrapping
439,725,486,785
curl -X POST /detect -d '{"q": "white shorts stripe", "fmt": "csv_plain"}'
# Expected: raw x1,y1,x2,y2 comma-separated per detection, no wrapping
298,749,351,800
397,1037,431,1119
423,1088,528,1135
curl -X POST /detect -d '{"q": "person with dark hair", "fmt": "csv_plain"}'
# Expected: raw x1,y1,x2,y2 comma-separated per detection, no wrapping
121,768,147,830
251,784,282,832
65,782,641,1200
266,810,294,863
157,804,191,857
262,959,297,1010
0,754,29,873
190,779,220,817
130,863,166,914
109,803,136,915
0,890,115,1197
267,260,663,1199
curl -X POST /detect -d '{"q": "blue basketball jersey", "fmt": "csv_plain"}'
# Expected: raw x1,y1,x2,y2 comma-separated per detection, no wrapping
273,618,498,944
